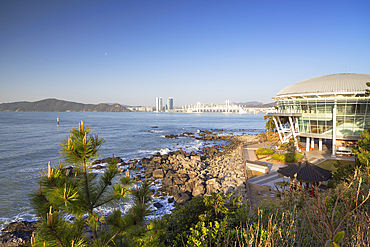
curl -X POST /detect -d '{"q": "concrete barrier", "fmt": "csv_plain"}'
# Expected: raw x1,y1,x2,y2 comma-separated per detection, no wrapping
245,160,269,174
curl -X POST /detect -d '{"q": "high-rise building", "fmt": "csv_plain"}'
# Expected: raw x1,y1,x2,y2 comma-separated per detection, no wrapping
155,97,162,112
167,97,174,110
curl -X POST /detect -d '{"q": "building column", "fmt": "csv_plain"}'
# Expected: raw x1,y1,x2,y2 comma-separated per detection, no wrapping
289,116,299,151
319,138,322,151
311,138,315,149
273,116,283,143
306,137,310,152
332,101,337,157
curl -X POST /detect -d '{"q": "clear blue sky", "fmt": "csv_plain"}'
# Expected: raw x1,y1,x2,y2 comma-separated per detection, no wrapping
1,0,369,107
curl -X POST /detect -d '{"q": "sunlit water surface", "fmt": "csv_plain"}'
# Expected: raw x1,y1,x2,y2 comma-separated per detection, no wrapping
0,112,266,229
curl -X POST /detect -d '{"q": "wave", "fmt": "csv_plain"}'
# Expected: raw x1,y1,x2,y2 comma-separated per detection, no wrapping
0,212,38,232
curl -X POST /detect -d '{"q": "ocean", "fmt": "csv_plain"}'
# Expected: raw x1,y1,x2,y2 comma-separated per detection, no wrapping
0,112,266,229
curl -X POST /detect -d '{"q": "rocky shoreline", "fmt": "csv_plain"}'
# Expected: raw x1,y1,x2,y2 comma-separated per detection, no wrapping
0,129,261,246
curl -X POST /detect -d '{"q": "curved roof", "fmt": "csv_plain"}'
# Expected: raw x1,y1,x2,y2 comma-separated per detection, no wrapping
277,160,332,182
276,73,370,97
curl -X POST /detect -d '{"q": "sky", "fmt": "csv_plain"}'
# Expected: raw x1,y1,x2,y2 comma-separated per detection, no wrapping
0,0,369,107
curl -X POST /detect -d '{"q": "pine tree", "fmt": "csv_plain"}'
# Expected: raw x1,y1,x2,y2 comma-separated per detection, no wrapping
30,121,152,246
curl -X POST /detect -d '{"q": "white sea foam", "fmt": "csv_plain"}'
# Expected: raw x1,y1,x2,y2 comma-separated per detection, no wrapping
0,212,38,233
147,130,165,133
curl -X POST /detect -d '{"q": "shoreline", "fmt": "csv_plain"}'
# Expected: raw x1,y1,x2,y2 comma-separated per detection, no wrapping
0,129,263,245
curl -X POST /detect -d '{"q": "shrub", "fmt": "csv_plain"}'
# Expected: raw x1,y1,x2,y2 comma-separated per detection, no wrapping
271,153,304,163
255,148,274,155
161,193,249,246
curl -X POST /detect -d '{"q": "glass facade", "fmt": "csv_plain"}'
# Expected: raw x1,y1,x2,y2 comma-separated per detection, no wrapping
277,98,370,137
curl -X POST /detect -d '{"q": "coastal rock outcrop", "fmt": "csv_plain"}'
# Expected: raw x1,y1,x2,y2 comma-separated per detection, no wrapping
0,221,36,247
129,131,260,205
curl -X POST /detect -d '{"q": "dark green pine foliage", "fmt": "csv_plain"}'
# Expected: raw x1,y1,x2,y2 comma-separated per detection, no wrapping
30,121,152,246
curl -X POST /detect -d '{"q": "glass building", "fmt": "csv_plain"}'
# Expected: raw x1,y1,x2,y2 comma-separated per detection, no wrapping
155,97,162,112
270,73,370,156
167,97,174,110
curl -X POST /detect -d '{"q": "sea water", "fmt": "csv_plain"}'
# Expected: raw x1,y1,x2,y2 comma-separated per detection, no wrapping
0,112,266,229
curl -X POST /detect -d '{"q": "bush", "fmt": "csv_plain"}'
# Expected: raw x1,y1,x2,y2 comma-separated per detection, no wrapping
271,153,304,163
256,148,274,155
160,193,249,246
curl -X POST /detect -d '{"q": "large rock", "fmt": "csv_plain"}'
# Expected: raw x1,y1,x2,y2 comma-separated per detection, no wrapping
162,177,173,186
187,171,198,178
167,185,181,195
172,177,184,185
191,155,201,161
0,221,36,247
174,192,191,205
166,170,175,178
154,202,164,209
192,184,205,197
185,177,201,192
206,178,218,185
152,169,165,178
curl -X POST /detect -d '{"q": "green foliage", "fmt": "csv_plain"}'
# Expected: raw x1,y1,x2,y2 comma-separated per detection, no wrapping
187,220,230,247
325,230,345,247
162,193,249,246
278,140,296,152
264,115,276,132
352,129,370,167
332,160,356,183
255,148,274,155
30,121,152,246
271,153,303,163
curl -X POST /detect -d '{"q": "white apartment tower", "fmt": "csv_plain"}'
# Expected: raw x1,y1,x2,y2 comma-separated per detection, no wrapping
155,97,162,112
167,97,174,110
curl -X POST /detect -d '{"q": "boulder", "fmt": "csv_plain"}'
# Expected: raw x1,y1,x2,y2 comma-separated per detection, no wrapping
185,178,201,192
172,177,184,185
162,177,173,186
206,178,218,185
187,172,198,178
192,184,205,197
174,192,191,205
153,202,163,209
64,166,75,177
165,170,175,178
128,162,136,169
191,155,201,161
167,185,181,196
152,169,164,179
0,221,36,247
207,182,221,193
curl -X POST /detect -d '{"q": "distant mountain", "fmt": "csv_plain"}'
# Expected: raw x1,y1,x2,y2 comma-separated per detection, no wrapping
234,101,263,106
233,101,277,108
0,99,130,112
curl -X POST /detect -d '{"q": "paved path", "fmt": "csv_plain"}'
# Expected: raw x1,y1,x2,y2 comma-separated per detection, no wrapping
242,142,287,189
243,142,355,189
243,148,257,161
247,163,287,189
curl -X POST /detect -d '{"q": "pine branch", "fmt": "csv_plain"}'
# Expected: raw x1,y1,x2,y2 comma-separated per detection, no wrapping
93,198,115,209
49,228,65,247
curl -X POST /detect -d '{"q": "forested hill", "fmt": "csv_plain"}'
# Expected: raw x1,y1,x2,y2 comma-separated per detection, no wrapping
0,99,130,112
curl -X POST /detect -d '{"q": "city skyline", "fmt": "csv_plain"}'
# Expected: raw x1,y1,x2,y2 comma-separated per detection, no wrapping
1,1,369,106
